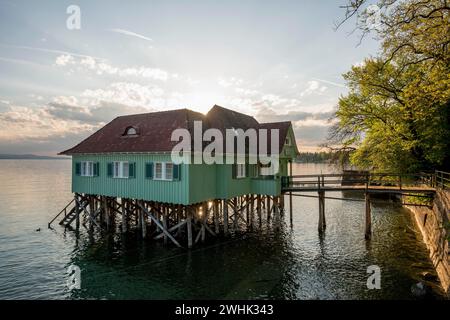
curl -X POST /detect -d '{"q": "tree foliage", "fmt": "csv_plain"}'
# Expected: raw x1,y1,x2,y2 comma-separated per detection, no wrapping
331,0,450,173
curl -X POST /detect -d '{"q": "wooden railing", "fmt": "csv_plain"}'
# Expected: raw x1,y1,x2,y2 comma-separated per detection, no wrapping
48,198,75,228
435,170,450,190
281,172,439,190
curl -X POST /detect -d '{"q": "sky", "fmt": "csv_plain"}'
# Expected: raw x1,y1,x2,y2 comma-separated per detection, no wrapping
0,0,380,155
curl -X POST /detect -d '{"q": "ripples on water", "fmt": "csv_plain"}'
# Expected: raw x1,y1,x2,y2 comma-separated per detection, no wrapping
0,160,445,299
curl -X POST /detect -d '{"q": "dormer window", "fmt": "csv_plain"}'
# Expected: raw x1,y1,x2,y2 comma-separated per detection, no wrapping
285,136,292,146
124,126,138,136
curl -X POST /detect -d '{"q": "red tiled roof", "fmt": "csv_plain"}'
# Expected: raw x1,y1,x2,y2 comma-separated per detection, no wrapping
59,105,296,155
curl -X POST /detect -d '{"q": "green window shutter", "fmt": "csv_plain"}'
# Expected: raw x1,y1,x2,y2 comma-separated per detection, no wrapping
75,162,81,176
93,162,100,176
129,162,136,178
232,164,237,179
107,162,113,177
173,164,181,181
145,162,153,179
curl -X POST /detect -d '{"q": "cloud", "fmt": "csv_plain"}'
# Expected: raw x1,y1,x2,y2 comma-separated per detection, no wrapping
82,82,165,108
109,28,153,42
300,80,327,96
0,98,150,155
55,55,170,81
254,105,334,124
218,77,244,88
55,54,75,66
293,124,331,148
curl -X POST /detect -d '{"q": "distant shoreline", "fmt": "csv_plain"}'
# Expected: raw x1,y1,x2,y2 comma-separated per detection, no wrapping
0,154,69,160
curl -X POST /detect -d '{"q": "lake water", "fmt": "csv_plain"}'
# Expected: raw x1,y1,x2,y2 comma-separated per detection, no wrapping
0,160,446,299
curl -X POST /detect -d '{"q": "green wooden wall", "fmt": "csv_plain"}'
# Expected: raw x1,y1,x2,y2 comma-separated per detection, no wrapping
71,124,299,204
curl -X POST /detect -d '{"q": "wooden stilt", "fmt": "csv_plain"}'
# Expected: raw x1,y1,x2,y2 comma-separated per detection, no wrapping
274,197,280,229
201,203,206,242
122,198,127,233
140,200,147,238
289,191,293,227
365,192,371,240
250,195,254,228
233,197,238,230
245,195,250,225
187,208,193,248
214,200,219,234
223,200,229,235
103,197,110,230
163,207,168,245
75,194,80,230
257,195,262,226
318,191,326,233
267,196,271,222
89,196,95,233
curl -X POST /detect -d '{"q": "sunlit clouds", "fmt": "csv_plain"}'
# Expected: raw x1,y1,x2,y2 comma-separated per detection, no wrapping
0,1,380,155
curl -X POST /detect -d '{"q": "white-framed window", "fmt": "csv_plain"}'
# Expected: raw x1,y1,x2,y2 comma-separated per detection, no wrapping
154,162,174,181
81,161,94,177
113,161,129,178
165,163,173,180
154,162,163,179
236,163,246,178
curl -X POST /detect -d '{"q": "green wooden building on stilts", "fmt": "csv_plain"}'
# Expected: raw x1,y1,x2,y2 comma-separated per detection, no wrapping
50,105,299,248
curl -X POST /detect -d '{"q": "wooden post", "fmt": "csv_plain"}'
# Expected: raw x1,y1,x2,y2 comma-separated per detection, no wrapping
289,191,293,227
233,197,238,230
223,200,229,235
103,197,110,230
274,197,280,229
163,206,168,245
187,208,193,248
214,200,219,234
267,196,271,222
289,161,293,226
257,195,262,226
250,195,254,228
89,196,95,232
122,198,127,233
137,201,142,231
245,195,250,225
201,203,206,242
75,194,80,231
318,191,326,233
140,200,147,238
365,192,372,240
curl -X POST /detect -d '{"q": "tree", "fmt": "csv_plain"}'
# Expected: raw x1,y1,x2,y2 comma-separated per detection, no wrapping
330,0,450,172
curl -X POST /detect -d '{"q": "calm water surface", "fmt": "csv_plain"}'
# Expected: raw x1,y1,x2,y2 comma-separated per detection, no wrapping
0,160,445,299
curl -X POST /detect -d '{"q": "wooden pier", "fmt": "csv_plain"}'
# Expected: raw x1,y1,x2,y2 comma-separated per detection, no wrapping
281,171,441,240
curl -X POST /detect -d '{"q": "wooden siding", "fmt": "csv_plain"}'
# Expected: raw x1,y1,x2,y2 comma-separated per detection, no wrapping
72,154,190,205
72,128,297,204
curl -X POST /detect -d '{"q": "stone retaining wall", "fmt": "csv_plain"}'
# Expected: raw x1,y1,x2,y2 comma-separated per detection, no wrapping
405,189,450,295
